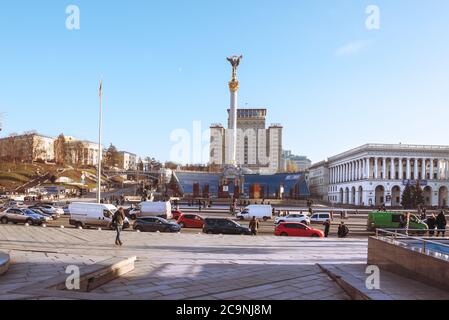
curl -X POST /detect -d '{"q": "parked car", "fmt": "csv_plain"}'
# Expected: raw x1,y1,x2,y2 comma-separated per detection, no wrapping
203,218,251,235
28,205,63,219
28,208,53,222
177,214,204,229
0,208,46,226
274,222,324,238
172,210,183,221
133,217,181,233
275,213,310,225
310,213,332,224
68,203,130,230
28,205,61,220
236,205,272,221
62,205,71,215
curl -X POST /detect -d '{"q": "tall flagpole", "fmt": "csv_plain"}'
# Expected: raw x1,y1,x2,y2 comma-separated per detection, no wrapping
97,78,103,204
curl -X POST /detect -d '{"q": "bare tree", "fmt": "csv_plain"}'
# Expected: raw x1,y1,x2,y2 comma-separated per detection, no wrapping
5,133,18,164
54,133,66,165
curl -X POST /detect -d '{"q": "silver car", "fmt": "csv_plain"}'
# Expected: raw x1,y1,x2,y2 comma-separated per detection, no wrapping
0,208,46,225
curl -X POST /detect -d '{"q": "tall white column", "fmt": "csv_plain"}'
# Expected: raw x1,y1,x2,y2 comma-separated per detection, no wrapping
390,158,395,180
374,158,379,179
356,161,359,180
366,158,371,179
406,158,411,180
382,157,387,180
351,162,354,181
414,158,419,180
399,158,403,180
422,158,426,180
430,159,434,180
437,159,442,180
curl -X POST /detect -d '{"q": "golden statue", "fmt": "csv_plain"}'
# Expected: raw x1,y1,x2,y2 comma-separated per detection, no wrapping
227,55,243,91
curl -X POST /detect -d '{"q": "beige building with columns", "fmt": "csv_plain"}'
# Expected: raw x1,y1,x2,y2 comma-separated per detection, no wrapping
327,144,449,207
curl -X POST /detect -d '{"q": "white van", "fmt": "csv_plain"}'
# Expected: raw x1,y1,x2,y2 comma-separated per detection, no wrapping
236,205,273,221
69,203,129,229
129,201,172,220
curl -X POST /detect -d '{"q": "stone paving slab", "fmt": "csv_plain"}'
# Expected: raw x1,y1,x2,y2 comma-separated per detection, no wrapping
0,224,367,300
319,264,449,300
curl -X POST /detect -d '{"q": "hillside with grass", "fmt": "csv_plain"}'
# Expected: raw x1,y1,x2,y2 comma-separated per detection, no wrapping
0,162,106,192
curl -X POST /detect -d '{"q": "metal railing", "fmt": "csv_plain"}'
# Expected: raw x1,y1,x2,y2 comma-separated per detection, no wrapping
375,228,449,260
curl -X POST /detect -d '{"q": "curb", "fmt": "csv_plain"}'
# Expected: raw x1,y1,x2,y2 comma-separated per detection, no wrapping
317,264,371,301
0,252,10,276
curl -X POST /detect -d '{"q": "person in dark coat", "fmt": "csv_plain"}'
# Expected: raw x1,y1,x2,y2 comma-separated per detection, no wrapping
338,222,349,238
249,217,259,236
427,214,436,237
324,220,331,238
112,207,126,246
436,211,447,237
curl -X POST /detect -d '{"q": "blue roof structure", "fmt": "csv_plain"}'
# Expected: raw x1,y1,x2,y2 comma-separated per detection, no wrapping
174,172,221,195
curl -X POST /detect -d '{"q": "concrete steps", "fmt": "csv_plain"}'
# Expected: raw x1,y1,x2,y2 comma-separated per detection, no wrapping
318,263,449,300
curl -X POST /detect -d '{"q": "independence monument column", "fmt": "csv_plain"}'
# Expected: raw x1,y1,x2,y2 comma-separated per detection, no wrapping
227,55,243,165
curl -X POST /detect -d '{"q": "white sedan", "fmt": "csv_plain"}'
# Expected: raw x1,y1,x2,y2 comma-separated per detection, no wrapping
275,213,311,225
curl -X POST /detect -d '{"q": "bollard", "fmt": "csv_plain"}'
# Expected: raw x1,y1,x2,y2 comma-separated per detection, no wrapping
98,228,102,231
25,223,30,227
42,224,47,228
60,225,65,229
78,226,82,230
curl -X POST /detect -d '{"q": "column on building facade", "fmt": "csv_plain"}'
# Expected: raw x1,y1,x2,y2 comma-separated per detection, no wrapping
357,160,361,180
382,157,387,180
366,158,370,179
414,158,419,180
399,158,403,180
430,159,434,180
351,161,355,181
421,159,425,179
406,158,411,180
356,160,359,181
437,159,442,180
374,158,379,179
390,158,395,180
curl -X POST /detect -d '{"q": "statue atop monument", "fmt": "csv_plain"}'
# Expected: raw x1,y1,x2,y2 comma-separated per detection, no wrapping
227,55,243,81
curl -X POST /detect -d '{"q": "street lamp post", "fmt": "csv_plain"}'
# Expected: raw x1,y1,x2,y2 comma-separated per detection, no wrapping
96,79,103,204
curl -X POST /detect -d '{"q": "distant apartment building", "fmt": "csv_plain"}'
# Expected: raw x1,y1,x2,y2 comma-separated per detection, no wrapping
281,150,312,172
117,151,137,170
210,108,283,174
0,133,55,162
64,136,102,166
307,160,329,201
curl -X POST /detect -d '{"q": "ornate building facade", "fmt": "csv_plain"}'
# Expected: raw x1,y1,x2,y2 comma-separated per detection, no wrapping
327,144,449,207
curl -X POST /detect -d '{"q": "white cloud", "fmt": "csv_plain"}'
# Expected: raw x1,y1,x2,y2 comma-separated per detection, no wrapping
335,40,372,57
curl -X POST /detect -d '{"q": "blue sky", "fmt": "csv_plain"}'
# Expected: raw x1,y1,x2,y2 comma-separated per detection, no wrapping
1,0,449,163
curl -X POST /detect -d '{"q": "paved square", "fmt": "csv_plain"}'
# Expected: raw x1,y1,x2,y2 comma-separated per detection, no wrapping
0,225,369,300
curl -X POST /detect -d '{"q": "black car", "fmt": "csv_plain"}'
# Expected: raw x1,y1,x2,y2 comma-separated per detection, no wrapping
203,218,251,235
133,217,181,233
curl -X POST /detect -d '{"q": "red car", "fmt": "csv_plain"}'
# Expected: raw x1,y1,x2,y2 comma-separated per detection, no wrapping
274,222,324,238
172,210,183,220
177,214,204,229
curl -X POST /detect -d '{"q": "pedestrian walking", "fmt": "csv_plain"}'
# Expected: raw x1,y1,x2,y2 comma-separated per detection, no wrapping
324,220,331,238
249,216,259,236
427,214,436,236
436,211,447,237
112,207,126,246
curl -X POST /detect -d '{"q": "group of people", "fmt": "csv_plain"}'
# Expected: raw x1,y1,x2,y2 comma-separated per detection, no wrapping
323,220,349,238
424,211,447,237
